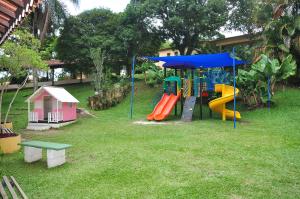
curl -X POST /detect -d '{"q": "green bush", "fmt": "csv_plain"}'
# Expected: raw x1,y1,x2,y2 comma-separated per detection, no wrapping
136,62,164,87
237,54,296,107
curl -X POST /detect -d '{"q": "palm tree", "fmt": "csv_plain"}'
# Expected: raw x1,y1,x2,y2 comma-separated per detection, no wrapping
32,0,80,91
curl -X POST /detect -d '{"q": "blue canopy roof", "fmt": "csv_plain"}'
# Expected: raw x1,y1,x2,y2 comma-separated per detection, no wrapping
146,52,247,69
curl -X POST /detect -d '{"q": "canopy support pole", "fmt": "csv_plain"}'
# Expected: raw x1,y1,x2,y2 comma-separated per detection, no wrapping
130,56,136,119
191,69,194,96
180,69,184,115
174,69,178,116
233,48,237,129
200,75,203,120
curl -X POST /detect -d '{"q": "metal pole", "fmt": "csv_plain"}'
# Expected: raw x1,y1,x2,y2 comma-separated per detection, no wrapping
174,69,177,116
130,56,136,119
191,69,194,96
180,69,184,114
233,48,237,129
200,76,203,120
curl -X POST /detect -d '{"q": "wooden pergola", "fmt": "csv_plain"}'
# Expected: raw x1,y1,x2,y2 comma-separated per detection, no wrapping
0,0,43,44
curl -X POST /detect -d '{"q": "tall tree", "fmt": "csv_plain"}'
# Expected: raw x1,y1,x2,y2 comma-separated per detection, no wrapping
227,0,274,33
34,0,80,43
56,8,122,75
31,0,80,91
131,0,228,55
116,2,162,70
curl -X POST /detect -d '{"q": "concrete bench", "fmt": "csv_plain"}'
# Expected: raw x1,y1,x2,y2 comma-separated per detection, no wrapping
19,141,72,168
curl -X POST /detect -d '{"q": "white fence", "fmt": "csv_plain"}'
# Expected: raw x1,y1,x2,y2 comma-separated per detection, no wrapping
29,112,39,122
7,78,92,91
48,112,64,123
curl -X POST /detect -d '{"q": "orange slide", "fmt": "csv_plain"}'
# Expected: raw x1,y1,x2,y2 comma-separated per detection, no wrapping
147,92,181,121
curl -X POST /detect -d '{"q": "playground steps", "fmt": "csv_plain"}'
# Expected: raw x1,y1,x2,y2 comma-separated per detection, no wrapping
181,96,196,122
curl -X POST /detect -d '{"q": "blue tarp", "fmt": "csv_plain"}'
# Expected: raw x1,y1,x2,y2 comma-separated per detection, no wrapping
146,52,246,68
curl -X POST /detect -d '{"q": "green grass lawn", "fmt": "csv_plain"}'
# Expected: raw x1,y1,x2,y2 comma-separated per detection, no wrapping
0,82,300,198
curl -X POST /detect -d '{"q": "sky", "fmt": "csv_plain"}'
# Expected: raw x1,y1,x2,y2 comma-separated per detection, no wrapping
64,0,131,15
64,0,243,38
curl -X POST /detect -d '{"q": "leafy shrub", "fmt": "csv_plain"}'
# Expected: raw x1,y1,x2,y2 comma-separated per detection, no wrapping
137,62,164,87
237,54,297,107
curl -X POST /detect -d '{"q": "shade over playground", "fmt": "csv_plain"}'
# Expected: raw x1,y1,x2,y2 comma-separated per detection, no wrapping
146,52,246,68
134,51,247,128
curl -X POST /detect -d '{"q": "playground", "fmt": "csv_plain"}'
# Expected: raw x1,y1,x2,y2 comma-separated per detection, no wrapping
1,82,300,198
142,52,245,125
0,1,299,198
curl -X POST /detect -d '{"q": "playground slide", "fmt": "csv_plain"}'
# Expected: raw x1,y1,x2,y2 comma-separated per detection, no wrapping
147,93,181,121
154,93,181,121
209,84,241,120
147,93,170,120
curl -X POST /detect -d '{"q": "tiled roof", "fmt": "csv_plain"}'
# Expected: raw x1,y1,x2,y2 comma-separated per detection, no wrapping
0,0,43,44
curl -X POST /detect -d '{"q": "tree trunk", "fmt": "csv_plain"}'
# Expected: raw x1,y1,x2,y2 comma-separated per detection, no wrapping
39,5,50,44
144,72,147,83
0,83,8,130
33,68,38,91
32,11,39,92
179,47,185,55
186,47,194,55
4,76,29,125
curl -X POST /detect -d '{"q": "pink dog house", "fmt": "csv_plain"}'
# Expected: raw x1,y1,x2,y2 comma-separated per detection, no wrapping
26,86,79,124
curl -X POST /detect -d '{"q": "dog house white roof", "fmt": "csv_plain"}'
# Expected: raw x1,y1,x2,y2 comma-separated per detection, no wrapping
26,86,79,103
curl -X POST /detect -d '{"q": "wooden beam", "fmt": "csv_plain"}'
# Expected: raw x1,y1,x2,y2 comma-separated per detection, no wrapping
0,0,18,11
0,12,10,21
0,0,43,44
3,176,18,199
0,180,8,199
0,18,9,27
0,25,6,33
10,0,25,7
10,176,28,199
0,6,16,18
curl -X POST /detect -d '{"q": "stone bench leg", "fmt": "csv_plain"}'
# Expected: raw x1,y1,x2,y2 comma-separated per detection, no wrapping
47,149,66,168
24,146,42,163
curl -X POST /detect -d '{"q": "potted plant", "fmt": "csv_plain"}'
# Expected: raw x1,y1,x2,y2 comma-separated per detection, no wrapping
0,30,46,154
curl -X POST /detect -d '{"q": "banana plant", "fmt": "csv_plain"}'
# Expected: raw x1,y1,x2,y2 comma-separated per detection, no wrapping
237,54,296,107
263,1,300,56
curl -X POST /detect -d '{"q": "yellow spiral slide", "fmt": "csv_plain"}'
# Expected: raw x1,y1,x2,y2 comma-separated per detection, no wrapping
209,84,241,121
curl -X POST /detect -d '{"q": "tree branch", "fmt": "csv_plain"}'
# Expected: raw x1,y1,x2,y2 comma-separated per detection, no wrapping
0,82,9,131
3,75,29,127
